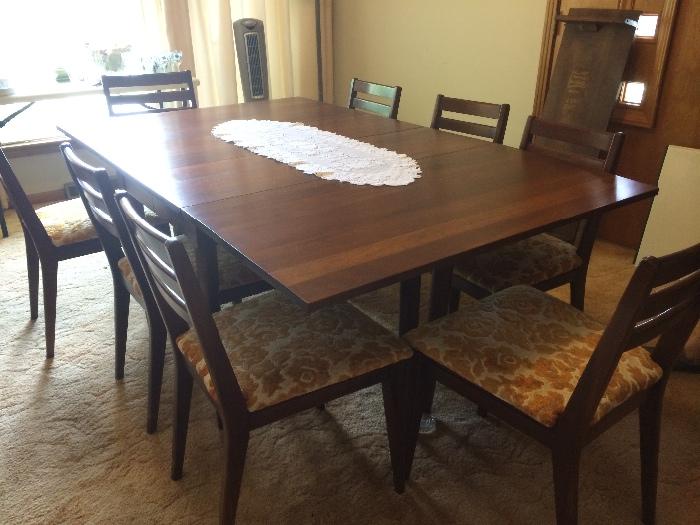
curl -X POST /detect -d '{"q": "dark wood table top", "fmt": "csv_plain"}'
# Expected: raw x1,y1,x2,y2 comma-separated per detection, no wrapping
58,97,658,308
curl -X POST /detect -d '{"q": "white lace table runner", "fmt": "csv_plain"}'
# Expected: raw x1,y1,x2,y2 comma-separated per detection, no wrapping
211,119,421,186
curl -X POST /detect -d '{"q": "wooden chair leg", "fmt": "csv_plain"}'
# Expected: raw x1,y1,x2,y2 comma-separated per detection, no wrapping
219,427,250,525
405,357,425,481
41,260,58,359
0,207,8,238
146,316,167,434
422,370,437,414
449,287,461,313
114,283,130,380
171,353,194,481
552,446,581,525
639,384,665,525
381,365,407,493
570,274,586,311
24,233,39,320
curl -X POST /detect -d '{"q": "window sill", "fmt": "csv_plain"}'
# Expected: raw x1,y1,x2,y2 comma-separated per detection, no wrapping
3,138,66,158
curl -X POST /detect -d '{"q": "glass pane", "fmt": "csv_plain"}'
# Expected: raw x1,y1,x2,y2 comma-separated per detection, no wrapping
636,14,659,38
621,81,646,106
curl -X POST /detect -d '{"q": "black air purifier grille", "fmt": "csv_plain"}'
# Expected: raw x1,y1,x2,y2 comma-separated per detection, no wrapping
244,32,265,99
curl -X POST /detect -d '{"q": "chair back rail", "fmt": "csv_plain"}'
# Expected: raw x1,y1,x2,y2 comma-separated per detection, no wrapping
347,78,402,119
562,242,700,433
520,115,625,174
61,143,157,307
519,116,625,248
0,148,52,252
117,192,248,412
61,145,122,256
102,71,197,116
430,95,510,144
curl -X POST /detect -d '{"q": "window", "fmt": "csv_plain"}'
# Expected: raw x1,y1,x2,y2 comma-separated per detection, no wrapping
0,1,161,91
0,1,168,145
619,81,646,106
635,14,659,38
611,0,679,127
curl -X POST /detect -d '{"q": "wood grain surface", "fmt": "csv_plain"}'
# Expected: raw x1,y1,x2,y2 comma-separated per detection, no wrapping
58,98,657,309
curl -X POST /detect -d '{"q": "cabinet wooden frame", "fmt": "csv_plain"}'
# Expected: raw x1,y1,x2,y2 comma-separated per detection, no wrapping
534,0,679,129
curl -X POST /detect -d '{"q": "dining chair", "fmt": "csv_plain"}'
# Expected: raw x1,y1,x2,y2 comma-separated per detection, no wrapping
117,191,414,524
0,147,102,358
347,78,402,119
61,143,269,433
451,116,625,312
405,242,700,524
430,94,510,144
350,96,511,332
102,71,197,116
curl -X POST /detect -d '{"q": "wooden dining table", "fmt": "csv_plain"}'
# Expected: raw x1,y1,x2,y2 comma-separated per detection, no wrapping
57,97,658,334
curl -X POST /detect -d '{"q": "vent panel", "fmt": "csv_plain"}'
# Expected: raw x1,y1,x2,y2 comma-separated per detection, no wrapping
244,33,265,99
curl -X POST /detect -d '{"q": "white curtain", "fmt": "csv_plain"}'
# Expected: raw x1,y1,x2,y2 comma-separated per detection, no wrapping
152,0,333,108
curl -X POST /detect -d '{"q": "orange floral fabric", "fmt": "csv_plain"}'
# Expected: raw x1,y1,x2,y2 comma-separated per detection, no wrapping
454,233,582,293
176,292,413,410
117,257,143,300
406,285,663,427
36,198,97,247
349,274,433,334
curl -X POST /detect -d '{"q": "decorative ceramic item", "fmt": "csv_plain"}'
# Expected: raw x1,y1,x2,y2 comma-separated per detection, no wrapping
142,51,183,73
92,46,132,73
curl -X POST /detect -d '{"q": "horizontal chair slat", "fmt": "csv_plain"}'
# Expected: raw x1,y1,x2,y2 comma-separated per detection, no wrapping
639,270,700,321
352,98,392,118
109,91,193,106
530,119,613,152
103,72,194,88
526,143,604,171
438,117,497,139
353,79,398,100
440,96,504,120
650,244,700,287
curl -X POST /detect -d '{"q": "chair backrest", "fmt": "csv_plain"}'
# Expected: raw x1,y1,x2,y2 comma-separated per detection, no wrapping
0,147,52,252
347,78,402,119
430,95,510,144
61,144,122,262
520,116,624,173
102,71,198,116
117,192,247,412
61,143,159,310
564,243,700,430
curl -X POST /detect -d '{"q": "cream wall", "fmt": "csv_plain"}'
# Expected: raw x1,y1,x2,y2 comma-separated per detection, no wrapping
6,151,72,197
333,0,549,147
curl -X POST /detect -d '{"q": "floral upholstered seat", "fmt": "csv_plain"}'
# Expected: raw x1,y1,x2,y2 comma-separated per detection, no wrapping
405,285,663,427
349,274,433,334
176,291,413,410
454,233,582,293
117,257,143,299
36,198,97,247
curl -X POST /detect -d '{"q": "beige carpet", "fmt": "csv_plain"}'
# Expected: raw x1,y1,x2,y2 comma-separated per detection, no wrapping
1,210,698,524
